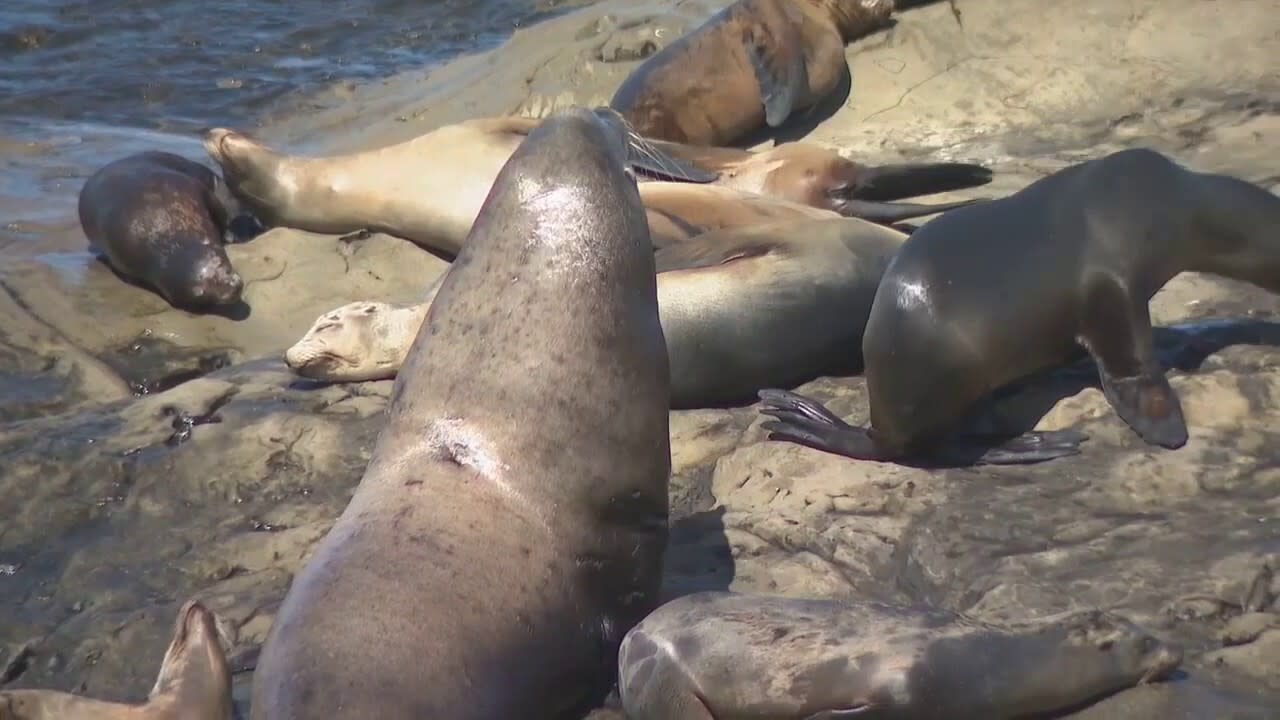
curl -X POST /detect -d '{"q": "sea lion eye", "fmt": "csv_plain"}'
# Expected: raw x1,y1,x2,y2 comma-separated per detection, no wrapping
1139,637,1157,653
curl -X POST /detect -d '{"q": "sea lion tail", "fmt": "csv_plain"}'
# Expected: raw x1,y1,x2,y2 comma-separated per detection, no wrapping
853,162,994,201
836,197,990,224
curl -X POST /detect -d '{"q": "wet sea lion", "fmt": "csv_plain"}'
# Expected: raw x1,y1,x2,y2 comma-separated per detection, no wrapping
0,600,233,720
203,114,988,254
757,148,1280,465
77,151,247,311
286,217,909,409
249,107,672,719
610,0,895,146
618,591,1183,720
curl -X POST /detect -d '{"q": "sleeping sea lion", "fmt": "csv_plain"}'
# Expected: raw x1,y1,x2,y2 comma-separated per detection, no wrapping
248,106,672,719
203,113,989,255
757,148,1280,465
618,591,1183,720
78,151,247,311
610,0,895,146
0,600,233,720
285,217,909,409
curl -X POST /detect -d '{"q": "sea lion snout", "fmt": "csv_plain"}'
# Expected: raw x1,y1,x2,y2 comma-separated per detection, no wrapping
186,255,244,306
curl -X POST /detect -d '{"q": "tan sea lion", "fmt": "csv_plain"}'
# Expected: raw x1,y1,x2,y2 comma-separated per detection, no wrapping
757,148,1280,465
203,114,989,254
286,217,908,409
618,591,1183,720
78,151,247,311
248,106,672,719
610,0,895,146
650,138,993,222
0,600,233,720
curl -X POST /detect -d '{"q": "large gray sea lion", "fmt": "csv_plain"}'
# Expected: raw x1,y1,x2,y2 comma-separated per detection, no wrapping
0,600,233,720
203,114,987,255
757,148,1280,465
77,151,247,311
248,106,672,719
285,216,908,409
618,591,1183,720
610,0,895,146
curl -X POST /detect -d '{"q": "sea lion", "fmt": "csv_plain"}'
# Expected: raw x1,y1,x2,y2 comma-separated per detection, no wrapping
286,217,909,409
651,138,993,222
617,591,1184,720
77,151,247,311
203,114,989,254
757,148,1280,465
610,0,895,147
248,106,672,719
0,600,233,720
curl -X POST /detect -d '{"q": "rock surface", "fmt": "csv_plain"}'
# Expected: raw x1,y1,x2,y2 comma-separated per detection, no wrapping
2,0,1279,717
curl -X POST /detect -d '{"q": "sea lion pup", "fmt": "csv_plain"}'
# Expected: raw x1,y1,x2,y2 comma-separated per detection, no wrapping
286,217,908,409
0,600,233,720
249,107,672,719
77,151,246,311
610,0,895,147
617,591,1184,720
757,147,1280,465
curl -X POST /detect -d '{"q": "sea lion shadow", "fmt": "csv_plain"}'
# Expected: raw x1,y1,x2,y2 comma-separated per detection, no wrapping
660,506,735,602
968,317,1280,458
737,57,854,148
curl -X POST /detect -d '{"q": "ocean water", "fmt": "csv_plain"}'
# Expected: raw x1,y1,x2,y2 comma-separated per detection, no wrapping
0,0,590,255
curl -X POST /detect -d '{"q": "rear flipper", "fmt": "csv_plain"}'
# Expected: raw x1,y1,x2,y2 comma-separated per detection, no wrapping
835,197,989,224
852,162,994,201
758,389,1088,466
757,389,891,461
950,429,1089,465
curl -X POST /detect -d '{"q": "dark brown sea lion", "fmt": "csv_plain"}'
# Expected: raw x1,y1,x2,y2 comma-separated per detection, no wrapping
0,600,233,720
610,0,896,146
757,148,1280,465
77,151,246,311
618,591,1183,720
248,106,672,719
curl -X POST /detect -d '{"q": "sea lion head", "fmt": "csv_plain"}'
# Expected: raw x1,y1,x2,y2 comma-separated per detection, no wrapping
149,599,235,717
815,0,895,41
1062,610,1183,685
286,300,425,382
168,247,244,309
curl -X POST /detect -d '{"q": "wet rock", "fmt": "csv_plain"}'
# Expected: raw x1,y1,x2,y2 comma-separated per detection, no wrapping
0,228,446,414
2,0,1279,716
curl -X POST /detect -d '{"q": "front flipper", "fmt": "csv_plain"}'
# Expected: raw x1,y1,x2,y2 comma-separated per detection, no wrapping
757,389,891,461
744,23,808,128
1079,275,1189,449
851,162,995,201
835,197,990,224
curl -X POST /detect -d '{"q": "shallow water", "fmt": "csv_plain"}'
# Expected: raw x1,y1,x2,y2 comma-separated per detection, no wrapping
0,0,591,256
